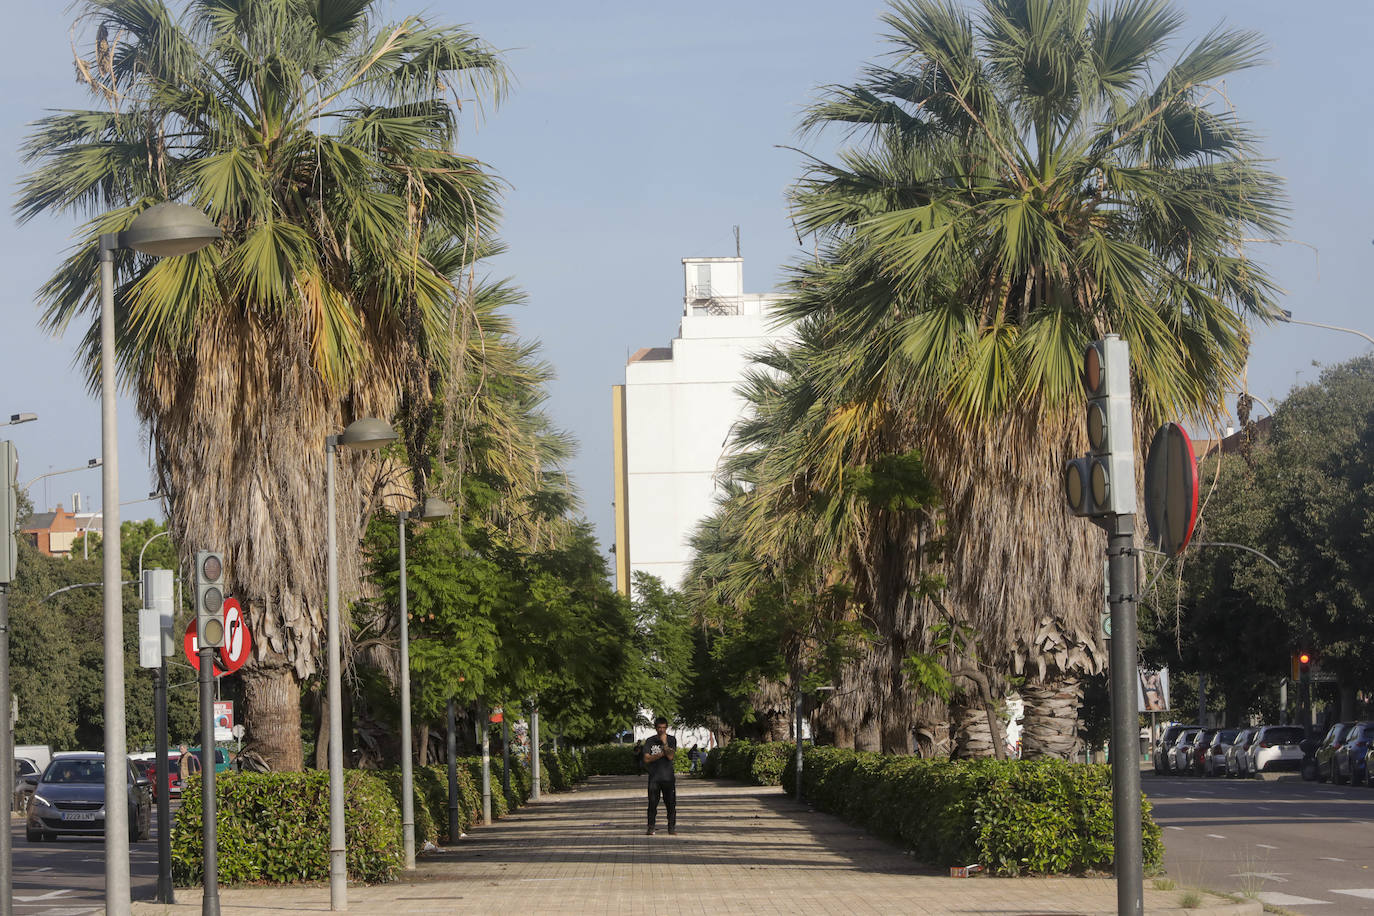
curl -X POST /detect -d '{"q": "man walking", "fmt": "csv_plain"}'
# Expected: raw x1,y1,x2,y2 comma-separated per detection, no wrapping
641,717,676,835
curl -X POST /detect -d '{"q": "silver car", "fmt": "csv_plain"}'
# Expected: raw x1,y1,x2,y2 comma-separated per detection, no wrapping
1225,728,1257,777
26,753,151,842
1246,725,1306,775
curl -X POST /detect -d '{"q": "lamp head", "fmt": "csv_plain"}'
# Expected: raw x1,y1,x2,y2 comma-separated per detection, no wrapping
416,497,453,521
6,413,37,425
338,417,398,451
119,202,222,257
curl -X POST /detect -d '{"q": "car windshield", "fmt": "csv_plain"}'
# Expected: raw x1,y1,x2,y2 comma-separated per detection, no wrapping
43,760,104,784
1216,730,1238,744
1263,727,1304,745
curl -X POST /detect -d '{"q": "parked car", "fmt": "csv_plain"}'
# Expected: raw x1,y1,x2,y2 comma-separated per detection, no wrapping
143,755,181,801
1172,728,1205,775
1314,722,1359,783
1202,728,1239,776
1334,722,1374,785
1225,728,1257,777
12,758,40,814
26,752,152,842
1154,724,1198,774
1248,724,1308,775
1186,728,1216,775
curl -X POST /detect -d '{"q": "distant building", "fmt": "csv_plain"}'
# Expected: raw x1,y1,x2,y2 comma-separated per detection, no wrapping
21,493,101,557
611,257,789,593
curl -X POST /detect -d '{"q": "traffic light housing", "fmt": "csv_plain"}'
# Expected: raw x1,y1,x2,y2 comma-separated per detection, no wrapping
1299,651,1311,681
1065,335,1136,517
195,550,226,648
0,441,15,584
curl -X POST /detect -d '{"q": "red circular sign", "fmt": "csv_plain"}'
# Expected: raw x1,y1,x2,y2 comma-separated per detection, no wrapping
1144,422,1200,556
219,598,252,674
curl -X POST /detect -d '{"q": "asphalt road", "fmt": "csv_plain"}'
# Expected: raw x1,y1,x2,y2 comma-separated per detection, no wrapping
10,809,167,916
1148,769,1374,913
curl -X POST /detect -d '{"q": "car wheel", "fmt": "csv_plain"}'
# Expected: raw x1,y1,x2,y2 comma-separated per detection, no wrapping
1332,761,1344,785
25,825,43,842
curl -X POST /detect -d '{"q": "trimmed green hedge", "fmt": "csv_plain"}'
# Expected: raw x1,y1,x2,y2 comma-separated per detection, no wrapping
703,746,722,777
581,743,692,775
718,740,791,785
172,771,401,885
781,747,1163,876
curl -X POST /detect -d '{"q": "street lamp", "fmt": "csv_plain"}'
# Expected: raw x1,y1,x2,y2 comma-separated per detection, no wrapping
398,496,452,869
0,414,36,428
1278,309,1374,348
21,458,101,493
325,417,397,909
98,201,220,914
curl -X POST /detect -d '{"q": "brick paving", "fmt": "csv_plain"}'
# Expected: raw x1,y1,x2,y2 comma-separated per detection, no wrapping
133,776,1256,915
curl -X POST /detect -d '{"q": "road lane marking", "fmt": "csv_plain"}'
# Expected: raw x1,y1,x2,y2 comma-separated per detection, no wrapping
14,889,74,902
1332,890,1374,899
1320,857,1347,862
1206,834,1227,839
1232,872,1290,883
1165,826,1184,831
1257,892,1331,906
1256,844,1279,849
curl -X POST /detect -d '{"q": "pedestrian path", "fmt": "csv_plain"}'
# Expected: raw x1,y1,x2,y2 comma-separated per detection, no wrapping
133,775,1255,915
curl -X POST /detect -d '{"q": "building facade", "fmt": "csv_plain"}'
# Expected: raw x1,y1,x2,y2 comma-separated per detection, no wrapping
612,257,788,593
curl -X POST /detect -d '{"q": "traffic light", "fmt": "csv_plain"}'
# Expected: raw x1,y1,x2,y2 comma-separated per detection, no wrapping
1065,335,1136,517
195,550,226,648
0,441,15,584
1299,652,1311,681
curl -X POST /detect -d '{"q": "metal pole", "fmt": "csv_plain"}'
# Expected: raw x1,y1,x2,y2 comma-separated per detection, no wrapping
98,244,131,915
530,700,541,802
501,716,511,802
325,441,347,910
398,511,415,869
478,700,491,825
793,669,803,802
199,646,220,916
154,658,174,903
446,699,459,842
1106,514,1143,916
0,584,12,916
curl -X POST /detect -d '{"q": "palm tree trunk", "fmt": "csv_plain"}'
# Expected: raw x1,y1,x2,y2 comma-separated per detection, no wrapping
1020,676,1082,759
242,654,303,772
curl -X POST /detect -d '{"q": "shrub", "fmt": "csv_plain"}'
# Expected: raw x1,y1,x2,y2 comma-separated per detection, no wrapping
172,771,401,885
718,740,791,786
413,764,481,842
375,770,437,846
788,749,1163,876
703,747,722,777
581,744,639,775
557,748,585,783
464,758,508,821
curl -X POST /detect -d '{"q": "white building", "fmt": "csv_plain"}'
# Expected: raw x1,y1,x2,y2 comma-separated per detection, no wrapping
611,257,789,593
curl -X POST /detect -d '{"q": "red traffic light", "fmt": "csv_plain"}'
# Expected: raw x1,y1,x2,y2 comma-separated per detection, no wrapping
1299,653,1310,665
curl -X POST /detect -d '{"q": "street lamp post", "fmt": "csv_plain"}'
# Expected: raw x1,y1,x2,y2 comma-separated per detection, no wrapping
0,414,36,428
398,497,451,869
98,202,220,915
1278,310,1374,348
325,418,397,910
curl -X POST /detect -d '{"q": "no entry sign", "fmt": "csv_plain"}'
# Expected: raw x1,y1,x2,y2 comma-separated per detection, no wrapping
184,597,253,675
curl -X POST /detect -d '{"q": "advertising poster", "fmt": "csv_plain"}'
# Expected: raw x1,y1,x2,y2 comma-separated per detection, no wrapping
1137,668,1170,713
214,700,234,743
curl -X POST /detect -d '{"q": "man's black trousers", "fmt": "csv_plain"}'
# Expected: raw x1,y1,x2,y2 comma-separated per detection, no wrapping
647,778,676,827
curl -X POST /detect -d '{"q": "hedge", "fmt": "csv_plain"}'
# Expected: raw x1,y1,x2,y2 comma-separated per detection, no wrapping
581,743,693,776
780,746,1163,876
172,771,401,885
718,739,791,785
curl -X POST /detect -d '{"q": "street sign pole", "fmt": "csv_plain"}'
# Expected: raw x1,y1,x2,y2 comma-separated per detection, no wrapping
154,655,173,903
199,644,220,916
1104,513,1143,916
0,583,13,916
447,699,459,843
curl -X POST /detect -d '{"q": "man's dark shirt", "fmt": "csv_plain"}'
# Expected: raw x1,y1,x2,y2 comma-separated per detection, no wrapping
643,735,676,782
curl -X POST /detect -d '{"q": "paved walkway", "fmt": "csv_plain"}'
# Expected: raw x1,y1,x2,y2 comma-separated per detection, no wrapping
133,776,1256,915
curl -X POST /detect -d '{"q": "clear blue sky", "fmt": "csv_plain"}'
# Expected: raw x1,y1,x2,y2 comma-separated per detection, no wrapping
2,1,1371,556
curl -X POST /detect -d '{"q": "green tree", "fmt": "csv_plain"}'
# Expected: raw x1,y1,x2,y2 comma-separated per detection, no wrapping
18,0,509,769
775,0,1284,755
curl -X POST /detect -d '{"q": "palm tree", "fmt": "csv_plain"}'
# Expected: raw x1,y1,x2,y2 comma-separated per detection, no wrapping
17,0,509,769
786,0,1284,756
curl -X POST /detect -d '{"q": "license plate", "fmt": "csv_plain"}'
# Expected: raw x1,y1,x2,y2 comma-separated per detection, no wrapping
61,811,96,822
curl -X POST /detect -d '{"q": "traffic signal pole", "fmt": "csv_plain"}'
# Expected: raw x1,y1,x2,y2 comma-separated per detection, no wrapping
199,645,220,916
1104,514,1143,916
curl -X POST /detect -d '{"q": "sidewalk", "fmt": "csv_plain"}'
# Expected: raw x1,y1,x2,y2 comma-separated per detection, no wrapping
134,776,1257,915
